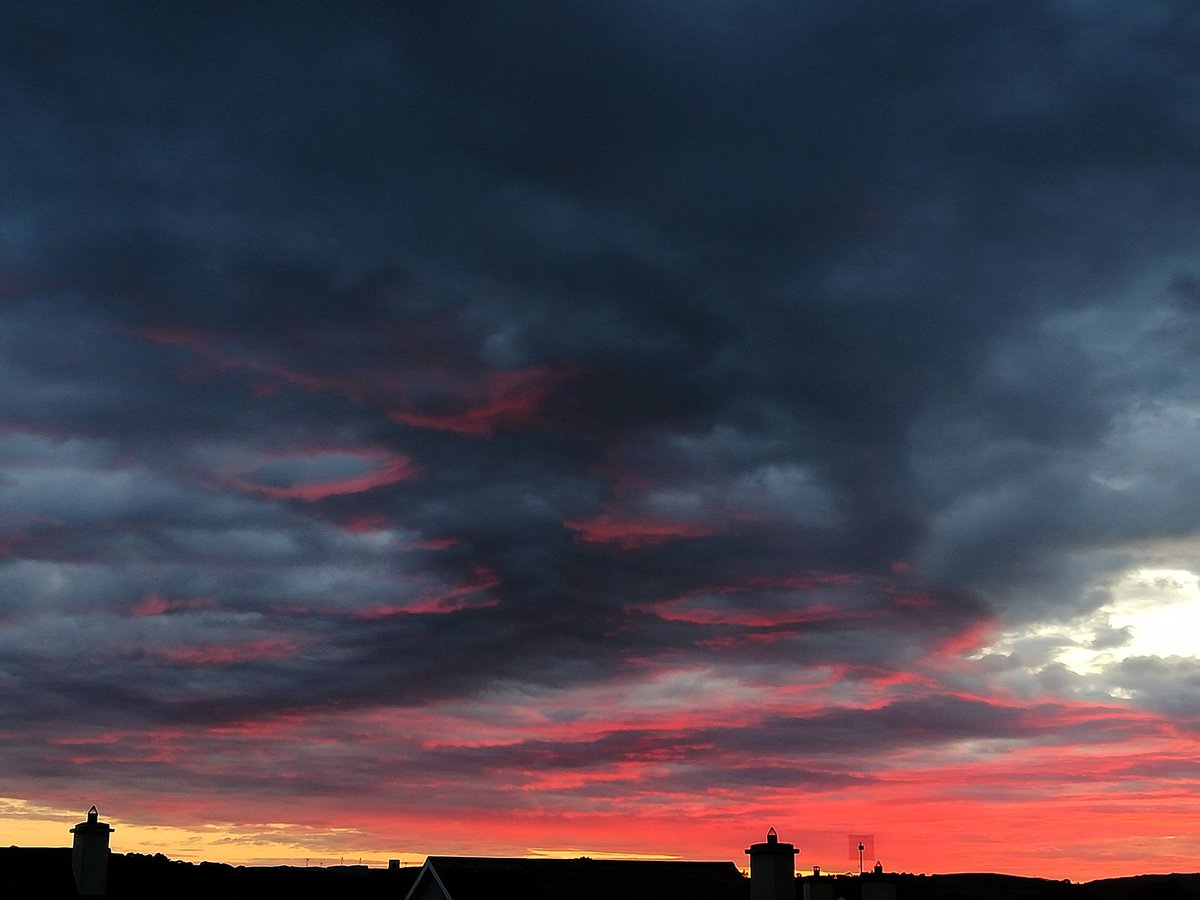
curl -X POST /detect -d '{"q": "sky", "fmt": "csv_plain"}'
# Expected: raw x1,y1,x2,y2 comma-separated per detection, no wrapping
2,0,1200,882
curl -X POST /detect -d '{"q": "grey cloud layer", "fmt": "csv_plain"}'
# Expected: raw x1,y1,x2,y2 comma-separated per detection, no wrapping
3,1,1200,806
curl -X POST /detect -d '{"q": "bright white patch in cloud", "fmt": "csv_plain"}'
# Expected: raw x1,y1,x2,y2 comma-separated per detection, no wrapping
1103,568,1200,659
979,567,1200,690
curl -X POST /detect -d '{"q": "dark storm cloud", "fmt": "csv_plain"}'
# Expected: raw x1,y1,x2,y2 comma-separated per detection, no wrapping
4,1,1200,824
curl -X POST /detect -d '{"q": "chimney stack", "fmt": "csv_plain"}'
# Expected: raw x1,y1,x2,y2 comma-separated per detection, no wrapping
746,827,798,900
70,806,114,896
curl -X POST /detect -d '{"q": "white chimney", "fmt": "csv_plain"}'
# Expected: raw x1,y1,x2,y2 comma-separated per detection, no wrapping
746,827,798,900
70,805,114,896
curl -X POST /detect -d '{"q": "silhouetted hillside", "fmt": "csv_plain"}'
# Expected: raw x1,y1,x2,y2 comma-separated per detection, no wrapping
1074,873,1200,900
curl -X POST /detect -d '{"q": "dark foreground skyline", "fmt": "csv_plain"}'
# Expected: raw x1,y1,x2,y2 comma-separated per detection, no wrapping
5,847,1200,900
4,2,1200,878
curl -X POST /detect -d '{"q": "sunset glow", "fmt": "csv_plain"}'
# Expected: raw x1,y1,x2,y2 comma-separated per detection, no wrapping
4,2,1200,885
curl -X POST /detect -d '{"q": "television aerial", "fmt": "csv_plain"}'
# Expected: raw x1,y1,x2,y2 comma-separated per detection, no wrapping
847,834,874,876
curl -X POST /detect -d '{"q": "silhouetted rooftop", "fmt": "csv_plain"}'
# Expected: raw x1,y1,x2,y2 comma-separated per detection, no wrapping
1,847,419,899
412,855,750,900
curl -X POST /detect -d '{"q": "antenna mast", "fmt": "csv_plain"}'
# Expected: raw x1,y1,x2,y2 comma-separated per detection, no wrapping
847,833,874,876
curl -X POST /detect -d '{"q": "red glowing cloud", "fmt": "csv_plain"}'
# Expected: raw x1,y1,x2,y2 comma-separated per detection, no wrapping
388,367,574,436
219,446,415,502
129,325,217,353
566,514,715,549
0,529,35,558
358,567,501,617
628,571,870,626
641,596,852,628
128,594,218,618
129,322,577,441
158,639,302,666
336,513,393,533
